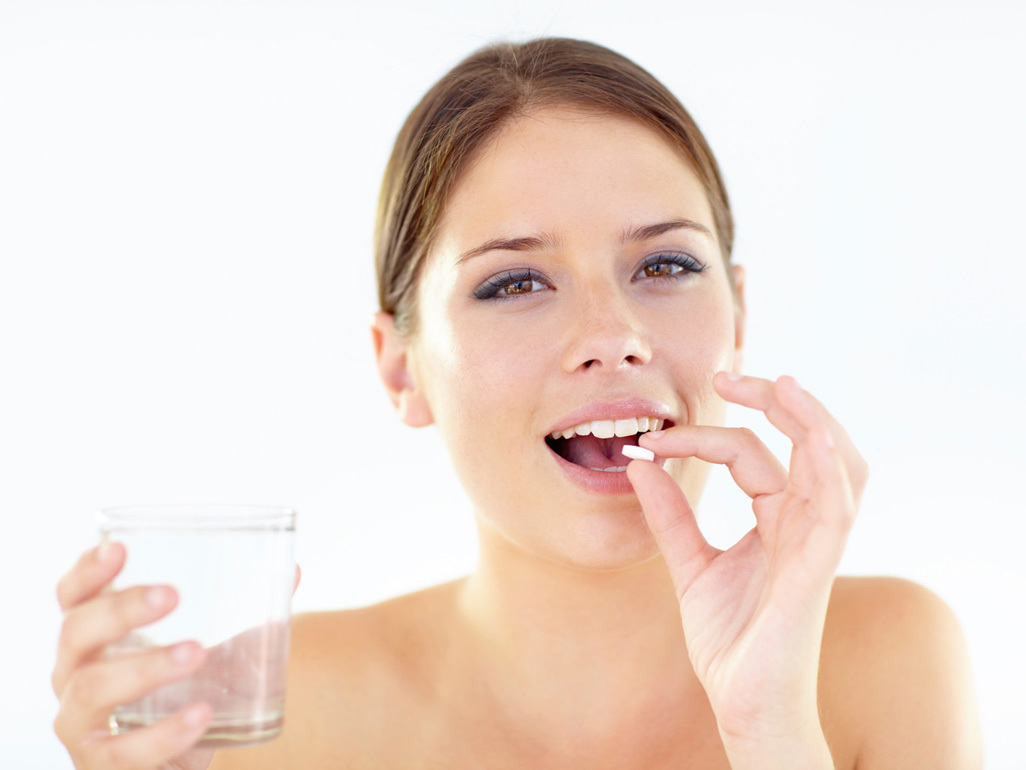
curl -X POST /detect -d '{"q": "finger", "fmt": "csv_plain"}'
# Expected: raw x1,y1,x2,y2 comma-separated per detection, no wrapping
54,585,178,696
712,372,807,442
57,641,208,734
56,541,126,612
774,376,869,498
802,426,857,573
639,425,787,499
714,373,869,500
627,459,717,601
81,702,212,769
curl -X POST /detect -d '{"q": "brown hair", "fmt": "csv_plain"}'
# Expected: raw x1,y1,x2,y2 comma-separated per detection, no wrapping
374,37,734,337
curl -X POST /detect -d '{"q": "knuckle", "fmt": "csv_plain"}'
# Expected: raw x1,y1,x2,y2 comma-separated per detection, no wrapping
735,427,759,447
62,668,97,712
55,574,76,610
57,611,81,655
848,457,869,492
52,709,69,742
51,666,64,698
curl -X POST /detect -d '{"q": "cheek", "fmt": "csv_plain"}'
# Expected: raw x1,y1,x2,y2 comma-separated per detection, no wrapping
418,309,551,449
415,314,561,532
659,294,738,393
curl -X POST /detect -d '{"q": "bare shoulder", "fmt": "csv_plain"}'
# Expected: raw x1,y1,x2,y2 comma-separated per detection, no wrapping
292,576,461,671
211,579,464,770
820,576,982,770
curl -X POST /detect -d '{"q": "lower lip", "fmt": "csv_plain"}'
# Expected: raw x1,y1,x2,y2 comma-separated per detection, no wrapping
546,443,663,495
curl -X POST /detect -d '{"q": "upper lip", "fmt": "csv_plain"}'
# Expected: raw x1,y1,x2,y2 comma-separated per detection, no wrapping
545,398,677,436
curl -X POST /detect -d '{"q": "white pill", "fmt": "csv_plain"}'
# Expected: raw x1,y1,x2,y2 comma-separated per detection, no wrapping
621,445,655,462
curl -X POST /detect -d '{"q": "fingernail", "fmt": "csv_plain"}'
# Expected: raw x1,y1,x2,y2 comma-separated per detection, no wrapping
146,586,172,609
96,541,114,563
723,371,742,382
644,430,664,440
824,431,836,449
169,641,199,666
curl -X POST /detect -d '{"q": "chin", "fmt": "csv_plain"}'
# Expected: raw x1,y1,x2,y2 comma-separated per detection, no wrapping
478,502,665,574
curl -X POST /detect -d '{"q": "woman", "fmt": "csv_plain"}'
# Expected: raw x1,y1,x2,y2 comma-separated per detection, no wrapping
53,38,981,769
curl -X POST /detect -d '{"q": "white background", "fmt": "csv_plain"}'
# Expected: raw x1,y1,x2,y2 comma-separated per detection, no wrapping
2,0,1023,766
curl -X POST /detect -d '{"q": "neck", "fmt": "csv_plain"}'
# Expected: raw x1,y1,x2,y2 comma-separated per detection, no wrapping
454,517,705,739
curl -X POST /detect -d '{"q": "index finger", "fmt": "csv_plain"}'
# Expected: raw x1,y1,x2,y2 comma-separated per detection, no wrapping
56,541,125,612
639,424,787,499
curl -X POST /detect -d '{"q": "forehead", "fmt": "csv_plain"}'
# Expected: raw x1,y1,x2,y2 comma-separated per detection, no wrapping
432,106,715,257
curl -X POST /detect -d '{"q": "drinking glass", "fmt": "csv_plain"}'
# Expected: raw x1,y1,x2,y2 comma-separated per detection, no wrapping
98,504,296,748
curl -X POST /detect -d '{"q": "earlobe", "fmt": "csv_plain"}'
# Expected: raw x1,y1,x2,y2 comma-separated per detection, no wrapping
730,264,746,373
371,312,434,428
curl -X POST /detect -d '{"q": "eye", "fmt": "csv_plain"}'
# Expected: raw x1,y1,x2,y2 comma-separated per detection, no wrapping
473,269,552,300
633,252,707,282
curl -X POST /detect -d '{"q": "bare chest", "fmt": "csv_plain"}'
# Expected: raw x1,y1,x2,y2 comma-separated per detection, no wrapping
318,688,734,770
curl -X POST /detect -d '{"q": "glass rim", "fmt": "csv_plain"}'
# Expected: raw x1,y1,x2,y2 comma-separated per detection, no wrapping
97,504,296,531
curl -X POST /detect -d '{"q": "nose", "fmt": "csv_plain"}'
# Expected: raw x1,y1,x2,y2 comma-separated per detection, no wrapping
559,288,652,374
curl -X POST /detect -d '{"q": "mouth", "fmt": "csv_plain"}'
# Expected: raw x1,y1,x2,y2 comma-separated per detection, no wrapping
544,416,674,473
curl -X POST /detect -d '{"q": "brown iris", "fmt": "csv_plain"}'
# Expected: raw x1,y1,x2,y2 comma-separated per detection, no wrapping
504,279,536,295
643,262,680,278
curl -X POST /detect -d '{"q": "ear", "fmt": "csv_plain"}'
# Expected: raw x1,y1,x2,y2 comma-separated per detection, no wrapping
730,264,746,374
371,312,434,428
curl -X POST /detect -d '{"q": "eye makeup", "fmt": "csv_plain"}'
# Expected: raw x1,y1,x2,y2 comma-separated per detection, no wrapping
633,252,706,281
470,250,706,301
471,268,552,300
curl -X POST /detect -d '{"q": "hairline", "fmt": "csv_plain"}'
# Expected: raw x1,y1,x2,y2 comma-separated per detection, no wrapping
394,100,732,340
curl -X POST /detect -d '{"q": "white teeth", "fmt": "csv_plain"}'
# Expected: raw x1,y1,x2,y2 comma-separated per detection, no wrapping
614,418,638,437
550,416,667,441
588,466,628,472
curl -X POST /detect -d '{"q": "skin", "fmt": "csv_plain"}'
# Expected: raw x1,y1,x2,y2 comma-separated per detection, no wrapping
53,107,982,769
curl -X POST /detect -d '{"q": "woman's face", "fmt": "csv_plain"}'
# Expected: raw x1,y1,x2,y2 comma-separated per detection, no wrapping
397,106,743,571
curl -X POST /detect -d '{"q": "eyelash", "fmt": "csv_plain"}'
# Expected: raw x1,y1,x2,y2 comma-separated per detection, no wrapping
636,252,707,281
472,253,707,301
472,269,548,300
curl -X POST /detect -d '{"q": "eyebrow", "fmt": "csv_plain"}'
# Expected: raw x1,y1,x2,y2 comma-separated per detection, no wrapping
620,218,713,243
455,233,560,265
455,219,712,265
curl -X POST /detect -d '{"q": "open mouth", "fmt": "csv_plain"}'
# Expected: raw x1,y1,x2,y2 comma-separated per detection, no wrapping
544,416,673,472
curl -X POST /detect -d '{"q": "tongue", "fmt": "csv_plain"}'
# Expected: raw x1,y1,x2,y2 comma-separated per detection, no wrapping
562,434,638,469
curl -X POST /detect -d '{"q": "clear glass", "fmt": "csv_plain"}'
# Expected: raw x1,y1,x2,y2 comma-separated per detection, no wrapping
98,504,296,748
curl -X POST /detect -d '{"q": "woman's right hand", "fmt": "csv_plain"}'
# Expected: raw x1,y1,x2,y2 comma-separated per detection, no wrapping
52,541,216,770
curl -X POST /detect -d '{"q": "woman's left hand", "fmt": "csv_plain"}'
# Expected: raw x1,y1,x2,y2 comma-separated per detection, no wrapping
627,372,867,766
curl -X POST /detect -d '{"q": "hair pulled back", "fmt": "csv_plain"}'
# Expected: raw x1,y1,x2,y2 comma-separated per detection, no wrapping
375,37,734,337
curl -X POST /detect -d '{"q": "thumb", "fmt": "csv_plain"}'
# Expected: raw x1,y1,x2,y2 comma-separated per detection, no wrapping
627,459,714,600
